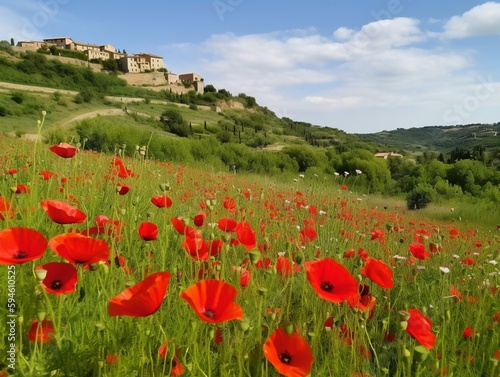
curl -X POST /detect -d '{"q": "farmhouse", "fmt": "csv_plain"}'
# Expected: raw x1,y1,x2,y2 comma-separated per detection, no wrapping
374,152,403,159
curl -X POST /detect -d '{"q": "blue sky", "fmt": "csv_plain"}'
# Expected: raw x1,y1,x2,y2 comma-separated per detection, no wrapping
1,0,500,133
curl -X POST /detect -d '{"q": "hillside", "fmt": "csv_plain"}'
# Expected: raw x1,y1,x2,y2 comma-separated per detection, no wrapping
1,43,500,206
357,123,500,154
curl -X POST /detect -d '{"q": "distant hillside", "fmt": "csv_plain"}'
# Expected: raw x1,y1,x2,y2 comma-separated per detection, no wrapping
357,123,500,154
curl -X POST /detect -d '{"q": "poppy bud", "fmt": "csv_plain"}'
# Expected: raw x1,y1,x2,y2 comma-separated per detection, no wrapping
414,345,429,362
249,250,261,264
284,323,294,335
159,183,170,192
35,268,47,282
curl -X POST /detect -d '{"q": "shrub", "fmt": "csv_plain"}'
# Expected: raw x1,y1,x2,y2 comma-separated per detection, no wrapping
407,184,436,210
11,92,25,104
0,105,7,117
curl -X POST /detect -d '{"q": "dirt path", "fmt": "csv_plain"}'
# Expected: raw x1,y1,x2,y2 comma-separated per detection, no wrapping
0,81,78,95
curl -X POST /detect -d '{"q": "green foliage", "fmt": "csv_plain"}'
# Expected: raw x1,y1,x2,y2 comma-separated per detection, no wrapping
282,145,326,172
407,184,436,210
0,40,15,55
0,104,6,117
160,109,193,137
38,45,89,61
102,59,119,72
11,91,25,104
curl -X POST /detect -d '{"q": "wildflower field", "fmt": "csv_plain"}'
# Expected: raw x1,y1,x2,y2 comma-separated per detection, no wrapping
0,126,499,377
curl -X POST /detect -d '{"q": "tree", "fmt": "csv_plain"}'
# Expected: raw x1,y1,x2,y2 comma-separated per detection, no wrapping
204,84,216,93
10,38,14,46
102,59,119,72
407,184,435,210
161,109,192,137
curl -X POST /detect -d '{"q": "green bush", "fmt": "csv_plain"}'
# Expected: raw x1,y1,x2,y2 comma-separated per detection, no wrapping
407,184,436,210
0,105,7,117
11,92,25,104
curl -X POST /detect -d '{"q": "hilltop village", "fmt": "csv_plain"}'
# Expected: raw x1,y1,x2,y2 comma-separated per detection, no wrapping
17,37,204,93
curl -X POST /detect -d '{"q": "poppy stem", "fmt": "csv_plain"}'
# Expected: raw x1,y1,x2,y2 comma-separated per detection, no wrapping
363,322,380,371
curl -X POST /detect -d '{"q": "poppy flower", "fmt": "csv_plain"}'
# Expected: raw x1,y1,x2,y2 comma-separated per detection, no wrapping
108,272,171,317
303,257,359,304
409,242,430,260
40,200,86,224
40,170,56,180
49,233,110,265
179,279,244,323
299,227,317,245
263,327,314,377
182,234,223,261
151,195,173,208
36,262,78,295
236,221,256,250
158,343,184,376
193,212,206,227
218,217,238,232
171,217,198,237
116,183,130,195
13,184,30,194
360,257,394,289
49,142,78,158
276,256,292,277
112,157,133,178
223,196,236,212
28,319,55,343
138,222,158,241
0,227,47,264
462,327,476,339
0,197,15,220
406,308,436,349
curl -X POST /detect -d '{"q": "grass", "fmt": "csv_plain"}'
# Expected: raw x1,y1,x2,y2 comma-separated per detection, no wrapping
0,133,499,377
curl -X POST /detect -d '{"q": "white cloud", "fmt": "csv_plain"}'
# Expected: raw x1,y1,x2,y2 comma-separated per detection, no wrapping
441,2,500,39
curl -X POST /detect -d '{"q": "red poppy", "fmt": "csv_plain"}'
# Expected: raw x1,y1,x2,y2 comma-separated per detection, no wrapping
182,234,223,261
236,221,256,250
106,354,118,364
108,272,171,317
40,170,56,180
0,227,47,264
299,227,317,245
28,319,55,343
40,200,86,224
138,222,158,241
409,242,430,260
303,257,359,304
0,197,15,220
360,257,394,289
223,196,236,212
276,256,292,277
461,258,475,266
171,217,198,237
151,195,173,208
179,279,244,323
406,308,436,349
193,211,206,227
462,327,476,339
49,142,78,158
158,343,184,376
13,184,30,194
218,217,238,232
111,157,133,178
49,233,110,265
116,183,130,195
263,327,314,377
36,262,78,295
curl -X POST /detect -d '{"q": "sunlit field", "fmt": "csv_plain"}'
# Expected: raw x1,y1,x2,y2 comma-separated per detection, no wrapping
0,123,499,377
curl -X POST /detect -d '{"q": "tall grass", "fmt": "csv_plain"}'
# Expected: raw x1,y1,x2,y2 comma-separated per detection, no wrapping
0,134,499,377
